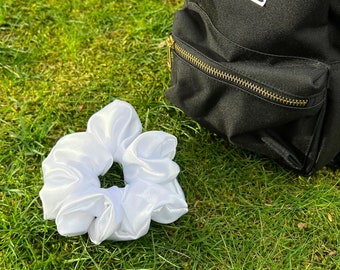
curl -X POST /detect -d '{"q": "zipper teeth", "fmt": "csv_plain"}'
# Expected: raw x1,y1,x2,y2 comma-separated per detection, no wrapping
171,38,309,107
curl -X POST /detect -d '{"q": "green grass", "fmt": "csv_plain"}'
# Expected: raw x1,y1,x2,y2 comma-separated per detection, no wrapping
1,0,340,269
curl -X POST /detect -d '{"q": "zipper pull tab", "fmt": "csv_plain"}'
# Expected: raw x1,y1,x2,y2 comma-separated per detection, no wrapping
166,35,175,69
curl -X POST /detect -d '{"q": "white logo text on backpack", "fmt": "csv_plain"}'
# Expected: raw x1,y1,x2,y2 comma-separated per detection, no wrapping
250,0,266,7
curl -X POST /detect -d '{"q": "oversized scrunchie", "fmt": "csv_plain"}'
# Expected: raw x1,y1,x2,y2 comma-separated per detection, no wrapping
39,100,188,245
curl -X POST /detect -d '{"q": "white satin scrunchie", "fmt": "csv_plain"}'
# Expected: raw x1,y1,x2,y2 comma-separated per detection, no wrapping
39,100,188,245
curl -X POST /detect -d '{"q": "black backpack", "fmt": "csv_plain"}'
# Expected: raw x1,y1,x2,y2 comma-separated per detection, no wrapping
165,0,340,175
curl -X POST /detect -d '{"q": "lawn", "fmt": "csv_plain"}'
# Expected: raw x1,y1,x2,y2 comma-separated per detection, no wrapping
1,0,340,269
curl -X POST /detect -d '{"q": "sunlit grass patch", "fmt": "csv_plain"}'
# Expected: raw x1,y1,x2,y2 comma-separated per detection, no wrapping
1,0,340,269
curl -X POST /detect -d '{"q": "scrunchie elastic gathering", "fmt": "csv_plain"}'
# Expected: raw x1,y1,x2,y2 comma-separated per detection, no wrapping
39,100,188,245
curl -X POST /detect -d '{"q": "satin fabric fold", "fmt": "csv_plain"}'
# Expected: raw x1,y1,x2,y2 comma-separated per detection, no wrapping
39,100,188,244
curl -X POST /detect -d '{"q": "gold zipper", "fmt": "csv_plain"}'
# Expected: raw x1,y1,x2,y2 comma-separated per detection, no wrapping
167,35,309,107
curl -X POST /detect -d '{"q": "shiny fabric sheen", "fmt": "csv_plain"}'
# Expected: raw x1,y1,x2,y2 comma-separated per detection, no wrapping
39,100,188,245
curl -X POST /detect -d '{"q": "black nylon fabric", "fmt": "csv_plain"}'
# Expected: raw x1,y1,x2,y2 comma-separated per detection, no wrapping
165,0,340,174
193,0,330,59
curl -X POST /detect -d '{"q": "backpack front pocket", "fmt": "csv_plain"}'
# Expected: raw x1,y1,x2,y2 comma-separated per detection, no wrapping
165,34,329,174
